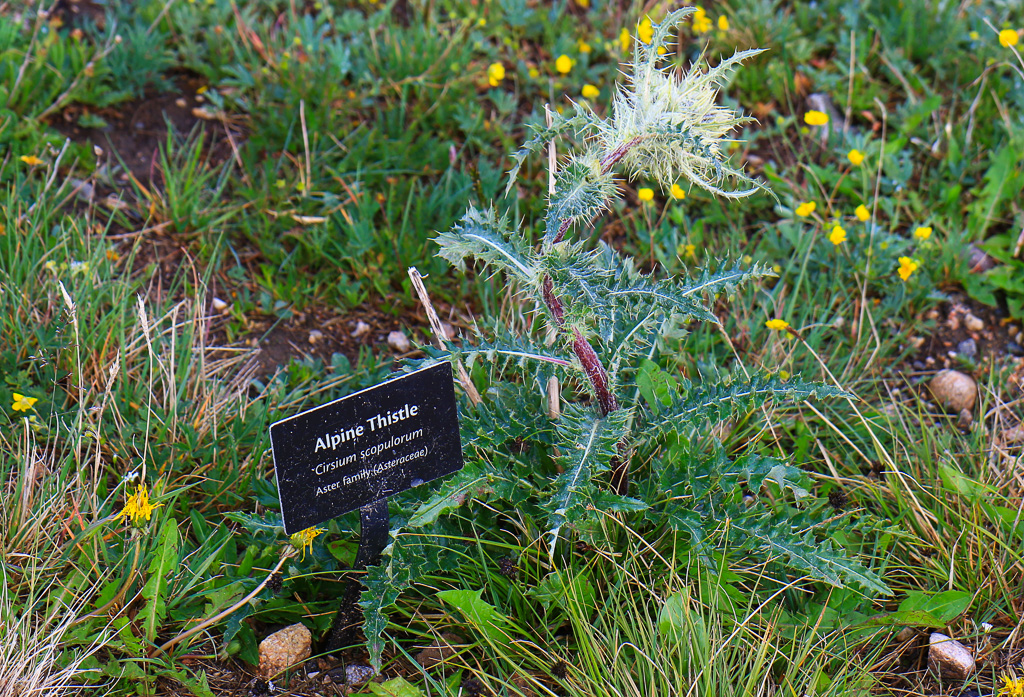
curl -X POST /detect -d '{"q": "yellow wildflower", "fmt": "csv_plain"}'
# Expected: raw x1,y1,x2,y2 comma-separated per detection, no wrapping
998,675,1024,697
969,31,979,41
620,27,631,52
487,62,505,87
528,67,539,79
804,110,829,126
765,319,790,331
578,39,592,54
914,226,932,241
829,225,847,246
12,393,38,412
854,204,870,222
692,7,712,33
897,256,919,282
670,183,686,200
576,0,589,7
20,155,44,166
115,484,162,526
795,201,816,217
999,29,1019,47
684,243,696,257
638,18,653,44
638,187,654,202
555,54,574,74
290,526,325,560
581,84,599,99
717,15,729,31
847,149,865,166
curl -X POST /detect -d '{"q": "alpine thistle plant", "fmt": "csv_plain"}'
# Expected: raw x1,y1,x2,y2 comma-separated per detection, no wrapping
363,7,888,671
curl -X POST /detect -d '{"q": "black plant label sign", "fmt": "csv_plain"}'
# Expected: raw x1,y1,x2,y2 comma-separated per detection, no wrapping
270,362,463,534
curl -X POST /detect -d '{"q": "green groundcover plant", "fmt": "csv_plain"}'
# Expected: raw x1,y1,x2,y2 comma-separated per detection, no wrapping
341,8,891,668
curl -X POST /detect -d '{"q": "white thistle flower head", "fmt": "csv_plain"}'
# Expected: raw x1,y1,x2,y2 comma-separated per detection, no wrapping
598,8,770,199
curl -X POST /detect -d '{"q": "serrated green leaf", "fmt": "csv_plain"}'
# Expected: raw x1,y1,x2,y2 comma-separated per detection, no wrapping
544,152,619,245
408,463,490,527
435,206,536,283
367,676,426,697
141,519,180,642
505,107,592,194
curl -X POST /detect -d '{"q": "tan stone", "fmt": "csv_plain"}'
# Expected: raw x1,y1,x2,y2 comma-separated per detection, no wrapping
927,632,974,680
929,370,977,413
258,623,311,678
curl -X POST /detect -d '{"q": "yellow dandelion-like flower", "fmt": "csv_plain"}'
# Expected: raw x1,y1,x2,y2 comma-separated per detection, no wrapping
12,393,38,412
795,201,816,217
804,110,829,126
20,155,44,166
717,15,729,31
115,484,162,526
638,18,653,44
638,187,655,202
847,149,865,166
854,204,870,222
969,31,979,40
578,39,592,54
582,84,599,99
555,54,574,74
829,226,847,246
619,27,631,52
683,243,696,257
670,183,686,200
999,29,1019,48
914,226,932,241
487,62,505,87
576,0,589,7
692,8,712,34
290,526,325,560
528,67,539,79
897,256,919,282
998,675,1024,697
765,319,790,331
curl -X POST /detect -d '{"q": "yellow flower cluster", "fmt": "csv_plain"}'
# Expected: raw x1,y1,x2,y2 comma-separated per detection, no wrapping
555,54,574,74
638,17,654,44
487,62,505,87
829,225,847,246
999,29,1019,48
847,149,865,166
854,204,870,222
116,484,162,526
670,183,686,200
804,110,829,126
290,526,325,560
582,84,599,99
897,256,919,281
765,319,790,331
795,201,816,217
638,187,654,202
914,226,932,240
691,7,712,34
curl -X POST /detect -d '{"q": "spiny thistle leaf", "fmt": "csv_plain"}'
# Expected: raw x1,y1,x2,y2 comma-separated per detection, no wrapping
544,152,619,245
650,375,850,441
678,260,776,300
506,105,593,195
436,206,537,283
725,454,811,500
545,404,631,551
727,512,891,595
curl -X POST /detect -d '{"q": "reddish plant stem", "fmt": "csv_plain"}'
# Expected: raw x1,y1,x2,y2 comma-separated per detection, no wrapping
542,137,640,487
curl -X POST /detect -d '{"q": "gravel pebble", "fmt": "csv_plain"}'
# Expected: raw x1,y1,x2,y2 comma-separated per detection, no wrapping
956,338,977,358
308,329,324,344
258,623,311,679
963,313,984,332
352,320,370,338
387,330,411,353
929,370,977,413
927,632,974,680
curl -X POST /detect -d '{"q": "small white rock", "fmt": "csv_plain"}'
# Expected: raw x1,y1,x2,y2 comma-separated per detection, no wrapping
963,313,984,332
352,320,370,338
258,623,311,678
441,322,457,341
927,632,974,680
211,297,230,313
387,330,411,353
308,329,324,344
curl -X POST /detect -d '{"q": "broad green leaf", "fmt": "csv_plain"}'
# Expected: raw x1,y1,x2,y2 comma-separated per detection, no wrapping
141,518,180,642
367,676,426,697
529,570,597,614
898,590,972,624
436,589,508,645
